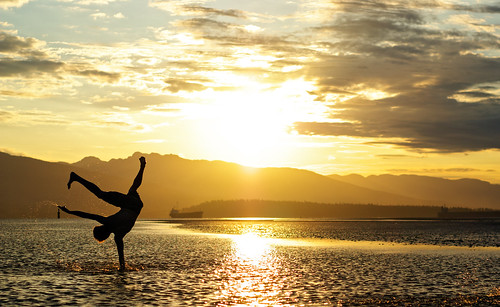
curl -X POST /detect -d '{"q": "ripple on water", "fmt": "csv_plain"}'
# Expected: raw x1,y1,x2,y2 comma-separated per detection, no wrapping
0,219,499,306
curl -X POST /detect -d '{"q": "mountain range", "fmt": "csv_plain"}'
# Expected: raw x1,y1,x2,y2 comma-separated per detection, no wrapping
0,151,498,218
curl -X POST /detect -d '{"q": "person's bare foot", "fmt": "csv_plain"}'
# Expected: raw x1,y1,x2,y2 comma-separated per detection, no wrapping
67,172,77,189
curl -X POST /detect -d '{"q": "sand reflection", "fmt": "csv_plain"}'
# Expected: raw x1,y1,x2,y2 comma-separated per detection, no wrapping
214,231,292,305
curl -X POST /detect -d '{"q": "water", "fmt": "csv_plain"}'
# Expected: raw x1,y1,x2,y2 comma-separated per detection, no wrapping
0,219,498,306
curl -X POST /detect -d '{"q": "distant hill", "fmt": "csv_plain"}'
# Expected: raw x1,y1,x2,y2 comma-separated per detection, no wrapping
329,174,500,209
189,200,445,219
0,151,498,218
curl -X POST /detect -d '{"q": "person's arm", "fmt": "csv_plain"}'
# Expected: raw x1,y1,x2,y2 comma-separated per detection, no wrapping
128,156,146,194
58,206,106,224
114,235,125,271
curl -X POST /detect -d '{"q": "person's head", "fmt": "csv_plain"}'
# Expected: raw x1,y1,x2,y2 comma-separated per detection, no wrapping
93,225,112,242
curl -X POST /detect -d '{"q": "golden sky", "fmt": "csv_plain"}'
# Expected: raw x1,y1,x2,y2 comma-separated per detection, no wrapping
1,0,500,182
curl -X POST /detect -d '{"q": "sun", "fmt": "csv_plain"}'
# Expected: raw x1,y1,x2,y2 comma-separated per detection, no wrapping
209,95,287,165
190,78,322,167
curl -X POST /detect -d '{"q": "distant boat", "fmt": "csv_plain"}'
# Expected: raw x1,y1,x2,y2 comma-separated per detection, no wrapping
169,208,203,218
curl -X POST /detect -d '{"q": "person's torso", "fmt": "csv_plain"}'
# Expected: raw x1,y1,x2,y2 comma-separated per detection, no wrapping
105,207,140,236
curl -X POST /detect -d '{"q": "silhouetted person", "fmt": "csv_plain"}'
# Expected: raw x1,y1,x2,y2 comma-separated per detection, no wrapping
59,156,146,271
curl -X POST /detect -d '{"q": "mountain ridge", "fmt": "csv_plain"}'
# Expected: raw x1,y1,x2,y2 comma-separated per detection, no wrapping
329,173,500,209
0,151,498,218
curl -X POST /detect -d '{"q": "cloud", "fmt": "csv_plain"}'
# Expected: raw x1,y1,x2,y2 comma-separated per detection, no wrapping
0,90,50,98
0,108,70,125
0,0,30,10
164,78,207,93
0,32,38,52
3,0,498,156
447,14,497,33
71,69,121,83
150,0,246,18
91,112,151,132
0,56,121,83
295,101,500,153
76,0,124,5
177,5,246,18
91,12,107,20
449,3,500,13
0,31,122,90
0,109,13,121
175,17,293,47
0,32,48,57
0,59,65,77
290,0,500,153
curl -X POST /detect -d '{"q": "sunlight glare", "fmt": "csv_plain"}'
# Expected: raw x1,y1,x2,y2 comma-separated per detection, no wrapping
190,78,326,167
233,232,270,260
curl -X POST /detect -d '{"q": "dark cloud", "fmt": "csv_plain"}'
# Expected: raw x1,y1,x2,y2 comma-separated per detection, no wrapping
333,0,500,14
0,32,36,52
0,57,122,83
0,33,53,80
450,4,500,13
457,90,496,99
181,5,246,18
150,0,247,18
176,18,294,47
0,31,48,58
0,59,64,77
291,0,500,153
179,17,255,45
294,90,500,152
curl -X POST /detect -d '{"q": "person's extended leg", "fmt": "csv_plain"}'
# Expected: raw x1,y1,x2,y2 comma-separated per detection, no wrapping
114,235,125,271
67,172,124,208
58,206,106,224
68,172,104,197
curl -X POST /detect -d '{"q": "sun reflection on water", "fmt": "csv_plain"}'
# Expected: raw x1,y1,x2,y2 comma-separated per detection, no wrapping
215,231,293,305
234,232,269,260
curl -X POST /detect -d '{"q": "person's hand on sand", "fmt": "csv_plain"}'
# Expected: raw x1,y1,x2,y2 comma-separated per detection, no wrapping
140,156,146,166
